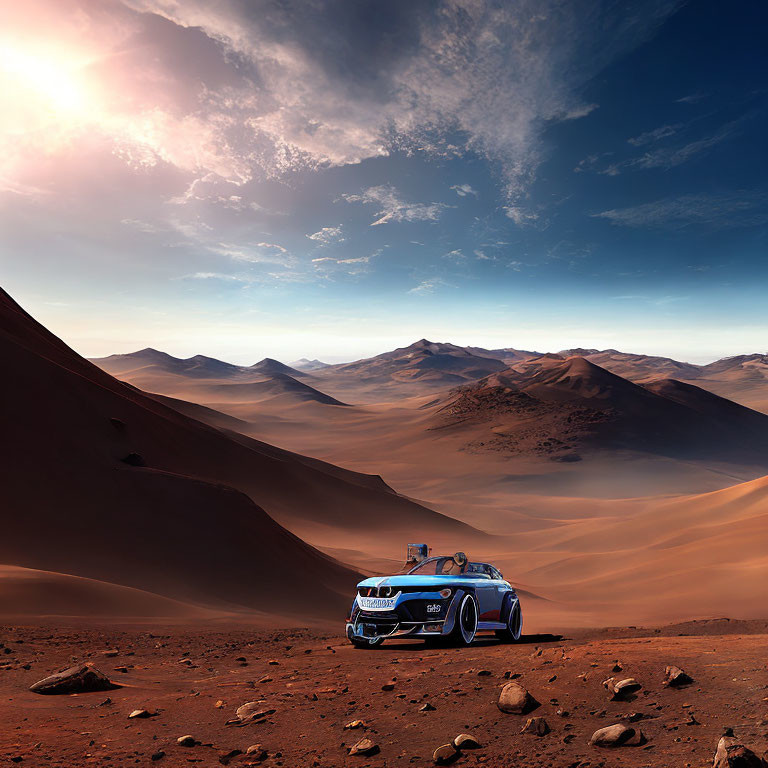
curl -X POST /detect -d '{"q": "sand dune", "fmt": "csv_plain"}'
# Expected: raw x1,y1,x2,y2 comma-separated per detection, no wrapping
193,374,349,406
0,287,475,620
0,565,216,619
490,474,768,625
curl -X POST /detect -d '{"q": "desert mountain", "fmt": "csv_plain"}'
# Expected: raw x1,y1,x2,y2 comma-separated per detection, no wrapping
550,349,768,413
290,358,331,371
92,349,345,409
433,355,768,465
556,348,702,382
94,348,244,379
308,339,510,401
248,357,310,378
0,287,472,618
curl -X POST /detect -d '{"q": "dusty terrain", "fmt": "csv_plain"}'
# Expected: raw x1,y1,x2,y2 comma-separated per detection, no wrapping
1,620,766,767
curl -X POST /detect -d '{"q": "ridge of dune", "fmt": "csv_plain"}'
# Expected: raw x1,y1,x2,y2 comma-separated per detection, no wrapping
0,286,477,620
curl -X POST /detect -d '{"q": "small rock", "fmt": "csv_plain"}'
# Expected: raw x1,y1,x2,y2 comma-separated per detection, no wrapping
177,735,197,747
521,716,550,736
612,662,623,672
246,744,268,761
30,664,116,695
150,751,165,761
267,659,279,665
453,733,481,749
497,682,539,714
664,665,694,687
214,700,225,709
433,744,459,765
226,701,276,726
121,452,145,467
603,677,642,700
590,723,646,747
128,709,155,719
349,737,379,756
477,670,492,676
345,720,365,729
382,681,396,691
420,702,436,712
102,649,119,658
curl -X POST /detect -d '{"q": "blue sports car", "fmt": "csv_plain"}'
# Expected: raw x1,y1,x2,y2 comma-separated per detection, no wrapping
345,545,522,647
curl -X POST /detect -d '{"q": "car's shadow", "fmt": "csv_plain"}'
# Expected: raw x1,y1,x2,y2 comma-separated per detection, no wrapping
363,632,564,651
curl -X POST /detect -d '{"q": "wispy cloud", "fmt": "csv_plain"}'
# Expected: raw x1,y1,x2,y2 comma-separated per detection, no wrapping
450,184,479,198
504,206,539,226
342,185,449,226
676,92,707,104
408,277,451,295
210,241,291,264
602,121,739,175
306,225,345,245
593,193,768,230
627,123,681,147
185,271,248,282
120,218,160,233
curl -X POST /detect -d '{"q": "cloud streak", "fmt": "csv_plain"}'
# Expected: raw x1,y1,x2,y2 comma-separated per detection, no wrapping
593,193,768,230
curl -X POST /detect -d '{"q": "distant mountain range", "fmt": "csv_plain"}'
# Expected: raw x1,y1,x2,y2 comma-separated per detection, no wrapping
93,338,768,411
432,354,768,465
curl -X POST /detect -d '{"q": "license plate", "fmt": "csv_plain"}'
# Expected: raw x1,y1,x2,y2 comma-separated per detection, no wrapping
358,596,396,610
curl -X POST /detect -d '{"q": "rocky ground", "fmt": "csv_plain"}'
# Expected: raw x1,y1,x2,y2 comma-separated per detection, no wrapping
0,619,766,767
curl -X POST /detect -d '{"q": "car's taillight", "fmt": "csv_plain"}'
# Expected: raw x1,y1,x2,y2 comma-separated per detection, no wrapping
439,588,452,599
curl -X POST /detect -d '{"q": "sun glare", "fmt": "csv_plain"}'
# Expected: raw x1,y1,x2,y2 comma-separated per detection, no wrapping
0,39,96,142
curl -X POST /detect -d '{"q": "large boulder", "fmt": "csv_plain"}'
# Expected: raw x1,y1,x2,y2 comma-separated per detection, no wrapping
590,723,646,747
497,682,539,714
664,665,694,687
29,664,116,695
714,730,768,768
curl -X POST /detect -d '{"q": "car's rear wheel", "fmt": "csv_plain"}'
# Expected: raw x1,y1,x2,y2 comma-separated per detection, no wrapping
495,599,522,642
447,593,478,647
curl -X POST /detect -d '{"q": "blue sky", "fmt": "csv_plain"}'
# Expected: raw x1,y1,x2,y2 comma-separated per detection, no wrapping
1,0,766,363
